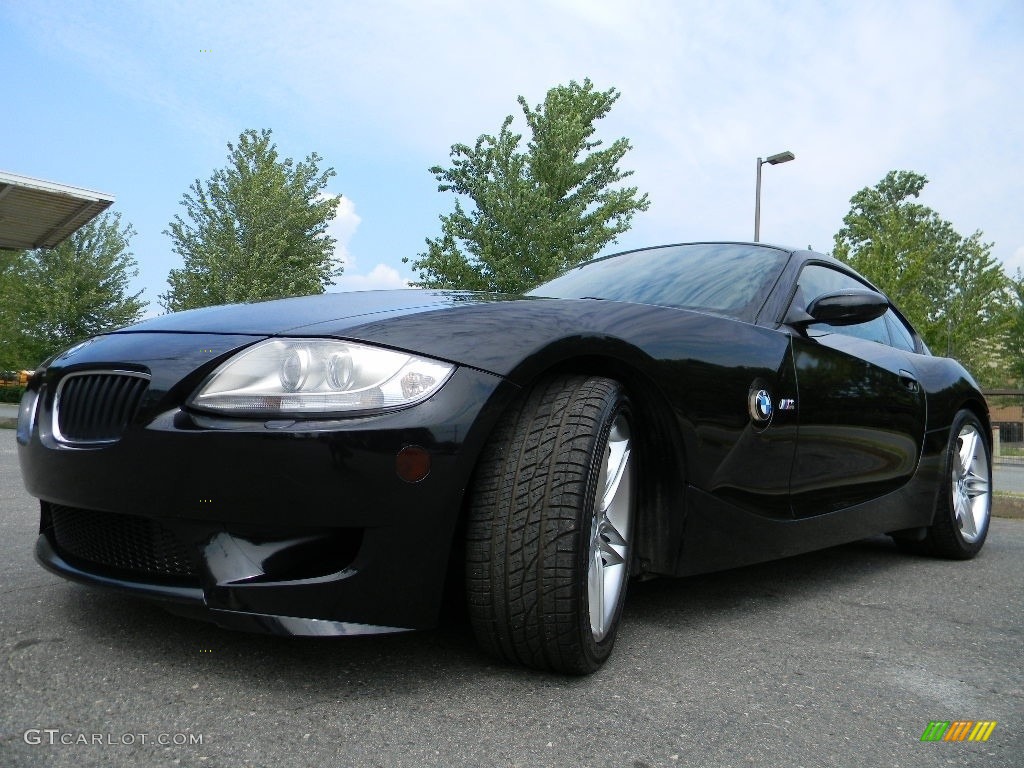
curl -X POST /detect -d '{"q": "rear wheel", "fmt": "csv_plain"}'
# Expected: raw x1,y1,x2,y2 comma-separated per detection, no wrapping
894,410,991,558
466,375,635,674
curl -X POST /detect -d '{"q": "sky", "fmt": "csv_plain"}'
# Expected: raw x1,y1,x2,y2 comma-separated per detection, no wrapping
2,0,1022,314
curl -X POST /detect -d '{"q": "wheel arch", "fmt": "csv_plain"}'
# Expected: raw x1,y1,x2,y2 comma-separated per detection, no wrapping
527,354,687,577
960,395,993,449
448,344,689,590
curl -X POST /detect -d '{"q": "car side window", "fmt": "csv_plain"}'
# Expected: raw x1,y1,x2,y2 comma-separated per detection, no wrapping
885,311,918,352
796,264,891,346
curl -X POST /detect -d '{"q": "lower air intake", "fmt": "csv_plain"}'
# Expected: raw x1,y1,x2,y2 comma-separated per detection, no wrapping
47,503,196,580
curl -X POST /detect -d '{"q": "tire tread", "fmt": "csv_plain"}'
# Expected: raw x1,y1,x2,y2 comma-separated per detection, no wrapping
466,375,624,673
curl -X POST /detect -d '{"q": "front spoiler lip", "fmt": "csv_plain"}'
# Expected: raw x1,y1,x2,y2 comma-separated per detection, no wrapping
34,534,412,637
165,604,412,636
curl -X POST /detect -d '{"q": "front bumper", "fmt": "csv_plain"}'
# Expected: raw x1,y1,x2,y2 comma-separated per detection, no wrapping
19,343,515,634
35,534,411,636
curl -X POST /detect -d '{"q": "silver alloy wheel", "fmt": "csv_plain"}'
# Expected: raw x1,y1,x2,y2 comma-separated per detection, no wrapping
588,413,633,641
952,423,990,543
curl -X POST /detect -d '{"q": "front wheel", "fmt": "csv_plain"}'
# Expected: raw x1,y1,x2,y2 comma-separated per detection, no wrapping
465,375,635,674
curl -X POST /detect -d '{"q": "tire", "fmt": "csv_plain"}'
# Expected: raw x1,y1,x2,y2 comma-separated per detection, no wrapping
466,375,635,674
896,410,992,559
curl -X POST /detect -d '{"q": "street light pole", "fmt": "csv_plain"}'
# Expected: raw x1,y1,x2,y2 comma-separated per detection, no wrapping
753,150,795,242
754,157,764,242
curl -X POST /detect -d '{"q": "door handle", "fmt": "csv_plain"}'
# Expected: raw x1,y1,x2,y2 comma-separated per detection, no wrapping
898,369,919,393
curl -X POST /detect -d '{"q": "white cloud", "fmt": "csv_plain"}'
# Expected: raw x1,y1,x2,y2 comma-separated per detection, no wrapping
334,263,410,292
322,193,410,290
324,193,362,265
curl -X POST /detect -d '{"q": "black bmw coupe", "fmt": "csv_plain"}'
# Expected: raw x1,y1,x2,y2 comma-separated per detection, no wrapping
17,242,992,674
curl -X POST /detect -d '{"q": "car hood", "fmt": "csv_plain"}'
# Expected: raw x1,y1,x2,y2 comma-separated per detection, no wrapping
117,290,528,336
102,287,674,382
109,289,580,378
63,288,785,389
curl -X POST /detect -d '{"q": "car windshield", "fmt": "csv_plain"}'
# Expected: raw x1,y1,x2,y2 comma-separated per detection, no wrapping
528,243,791,319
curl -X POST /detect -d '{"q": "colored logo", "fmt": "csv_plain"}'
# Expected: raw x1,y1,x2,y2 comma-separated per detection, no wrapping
920,721,997,742
748,388,773,423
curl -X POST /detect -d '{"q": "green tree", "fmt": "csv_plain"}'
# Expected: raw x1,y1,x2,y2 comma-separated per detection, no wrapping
407,79,650,293
0,212,147,368
1003,273,1024,386
161,128,341,311
0,249,32,370
833,170,1008,382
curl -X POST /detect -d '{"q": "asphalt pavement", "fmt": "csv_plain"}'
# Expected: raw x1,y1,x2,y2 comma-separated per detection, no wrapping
0,430,1021,767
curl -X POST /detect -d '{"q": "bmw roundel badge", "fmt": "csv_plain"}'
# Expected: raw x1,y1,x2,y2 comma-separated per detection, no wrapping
748,386,774,425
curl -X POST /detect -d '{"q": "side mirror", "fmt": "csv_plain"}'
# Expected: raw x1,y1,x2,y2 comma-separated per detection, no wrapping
805,289,889,326
786,289,889,328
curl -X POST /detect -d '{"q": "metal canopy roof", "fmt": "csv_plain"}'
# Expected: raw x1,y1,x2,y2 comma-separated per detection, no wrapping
0,170,115,250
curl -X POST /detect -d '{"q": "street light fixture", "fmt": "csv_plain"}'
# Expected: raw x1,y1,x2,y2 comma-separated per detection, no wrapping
754,150,795,242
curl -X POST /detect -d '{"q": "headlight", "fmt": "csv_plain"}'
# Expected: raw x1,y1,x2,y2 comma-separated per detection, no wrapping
188,339,455,416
